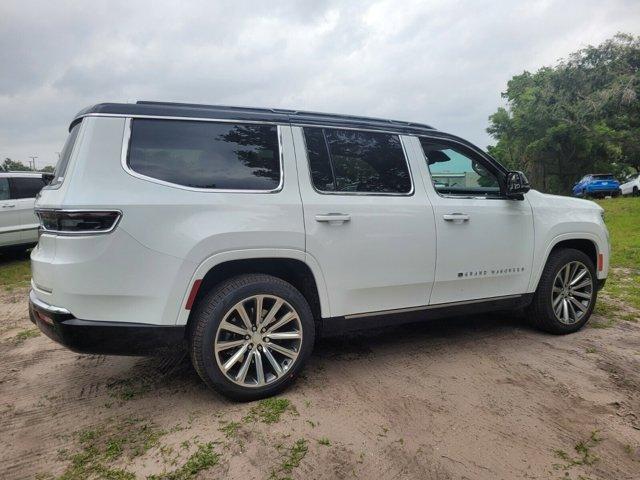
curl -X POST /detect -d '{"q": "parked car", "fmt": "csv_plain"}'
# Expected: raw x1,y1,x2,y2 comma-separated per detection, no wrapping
0,171,49,251
620,173,640,196
572,174,620,198
30,102,610,400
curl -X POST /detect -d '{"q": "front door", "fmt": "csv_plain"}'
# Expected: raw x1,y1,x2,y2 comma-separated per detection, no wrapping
292,126,437,318
412,136,534,305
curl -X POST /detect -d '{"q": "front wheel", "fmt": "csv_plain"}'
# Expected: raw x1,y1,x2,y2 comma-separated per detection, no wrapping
189,274,315,401
527,248,597,334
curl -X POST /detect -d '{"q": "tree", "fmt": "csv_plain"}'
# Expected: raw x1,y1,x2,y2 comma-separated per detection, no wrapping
41,165,55,173
1,158,31,171
487,33,640,194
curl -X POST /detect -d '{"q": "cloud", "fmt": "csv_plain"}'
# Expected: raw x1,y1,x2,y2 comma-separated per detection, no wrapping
1,0,639,167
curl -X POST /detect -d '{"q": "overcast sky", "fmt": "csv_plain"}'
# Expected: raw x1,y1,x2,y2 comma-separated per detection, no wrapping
1,0,639,168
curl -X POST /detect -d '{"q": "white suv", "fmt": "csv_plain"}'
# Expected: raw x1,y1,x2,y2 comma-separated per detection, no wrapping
30,102,610,400
620,173,640,196
0,172,48,250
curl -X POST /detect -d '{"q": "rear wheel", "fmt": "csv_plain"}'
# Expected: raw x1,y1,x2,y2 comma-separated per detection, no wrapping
634,186,639,197
189,274,315,401
527,248,597,334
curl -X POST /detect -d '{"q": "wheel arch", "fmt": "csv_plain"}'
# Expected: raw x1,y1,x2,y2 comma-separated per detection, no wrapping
176,249,330,327
530,234,601,292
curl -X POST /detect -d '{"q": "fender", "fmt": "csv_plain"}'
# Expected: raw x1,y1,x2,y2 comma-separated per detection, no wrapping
174,248,331,326
528,232,608,292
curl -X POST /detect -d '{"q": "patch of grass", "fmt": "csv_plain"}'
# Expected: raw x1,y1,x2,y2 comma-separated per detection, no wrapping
148,442,219,480
596,198,640,310
317,437,331,446
585,346,597,354
270,439,308,479
218,421,241,438
590,318,616,329
12,327,40,345
244,398,295,424
107,378,152,401
54,418,167,480
552,430,603,472
0,257,31,290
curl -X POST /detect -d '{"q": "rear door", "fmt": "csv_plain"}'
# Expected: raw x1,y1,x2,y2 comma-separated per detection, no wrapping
292,126,437,318
0,177,22,246
10,176,45,243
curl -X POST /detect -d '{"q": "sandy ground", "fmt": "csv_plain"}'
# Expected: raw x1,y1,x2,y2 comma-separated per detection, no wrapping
1,285,639,480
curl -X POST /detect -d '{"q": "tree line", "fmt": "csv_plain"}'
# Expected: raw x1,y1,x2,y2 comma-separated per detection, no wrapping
487,33,639,194
1,158,54,172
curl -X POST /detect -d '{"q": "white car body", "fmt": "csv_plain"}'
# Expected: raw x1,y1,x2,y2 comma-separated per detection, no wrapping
620,173,640,196
0,172,47,249
29,102,609,356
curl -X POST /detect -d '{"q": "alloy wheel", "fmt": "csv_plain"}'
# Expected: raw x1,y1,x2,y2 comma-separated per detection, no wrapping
214,294,303,387
551,261,594,325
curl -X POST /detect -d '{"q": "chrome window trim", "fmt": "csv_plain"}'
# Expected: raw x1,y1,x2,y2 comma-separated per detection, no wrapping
344,294,523,319
298,126,415,197
119,117,285,194
35,208,123,236
82,112,282,126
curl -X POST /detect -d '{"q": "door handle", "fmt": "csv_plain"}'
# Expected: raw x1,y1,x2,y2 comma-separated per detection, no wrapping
443,213,469,222
2,204,16,208
315,213,351,224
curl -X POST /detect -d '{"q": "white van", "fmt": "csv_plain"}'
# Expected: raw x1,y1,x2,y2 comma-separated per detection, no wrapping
30,102,610,400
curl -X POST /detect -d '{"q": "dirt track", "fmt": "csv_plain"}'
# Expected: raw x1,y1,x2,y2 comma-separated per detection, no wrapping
1,286,639,479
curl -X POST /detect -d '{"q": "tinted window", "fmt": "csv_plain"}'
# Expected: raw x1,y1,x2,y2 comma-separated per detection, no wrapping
11,177,46,199
592,174,614,180
0,178,9,200
303,127,411,194
51,121,81,186
419,138,501,196
128,119,280,190
303,128,335,191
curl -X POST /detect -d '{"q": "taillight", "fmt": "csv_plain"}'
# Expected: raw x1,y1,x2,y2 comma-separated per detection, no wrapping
36,210,121,235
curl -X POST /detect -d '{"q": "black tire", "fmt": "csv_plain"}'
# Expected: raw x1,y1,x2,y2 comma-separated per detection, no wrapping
582,189,588,198
634,186,639,197
189,274,315,401
527,248,597,334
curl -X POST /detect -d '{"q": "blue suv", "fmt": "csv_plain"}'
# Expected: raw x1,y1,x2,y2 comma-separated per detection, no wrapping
572,174,620,198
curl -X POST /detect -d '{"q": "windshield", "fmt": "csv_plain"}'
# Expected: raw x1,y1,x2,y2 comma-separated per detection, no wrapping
592,174,614,180
50,121,82,187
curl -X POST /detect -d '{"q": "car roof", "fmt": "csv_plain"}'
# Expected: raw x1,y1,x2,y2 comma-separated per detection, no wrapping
73,100,440,136
71,101,508,174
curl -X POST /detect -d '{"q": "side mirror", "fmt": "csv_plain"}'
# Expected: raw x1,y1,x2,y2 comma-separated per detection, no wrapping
42,173,55,185
506,171,530,198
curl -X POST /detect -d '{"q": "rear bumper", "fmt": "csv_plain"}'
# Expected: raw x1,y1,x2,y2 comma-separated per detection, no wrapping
586,186,619,194
29,290,186,356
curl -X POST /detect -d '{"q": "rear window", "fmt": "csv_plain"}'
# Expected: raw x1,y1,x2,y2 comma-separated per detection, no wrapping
302,127,411,194
592,174,614,180
127,119,281,191
10,177,46,199
51,121,82,187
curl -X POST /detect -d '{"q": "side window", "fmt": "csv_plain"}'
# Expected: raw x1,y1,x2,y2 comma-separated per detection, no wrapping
51,121,82,187
0,178,9,200
302,127,411,194
10,177,46,199
419,138,501,196
128,119,281,190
